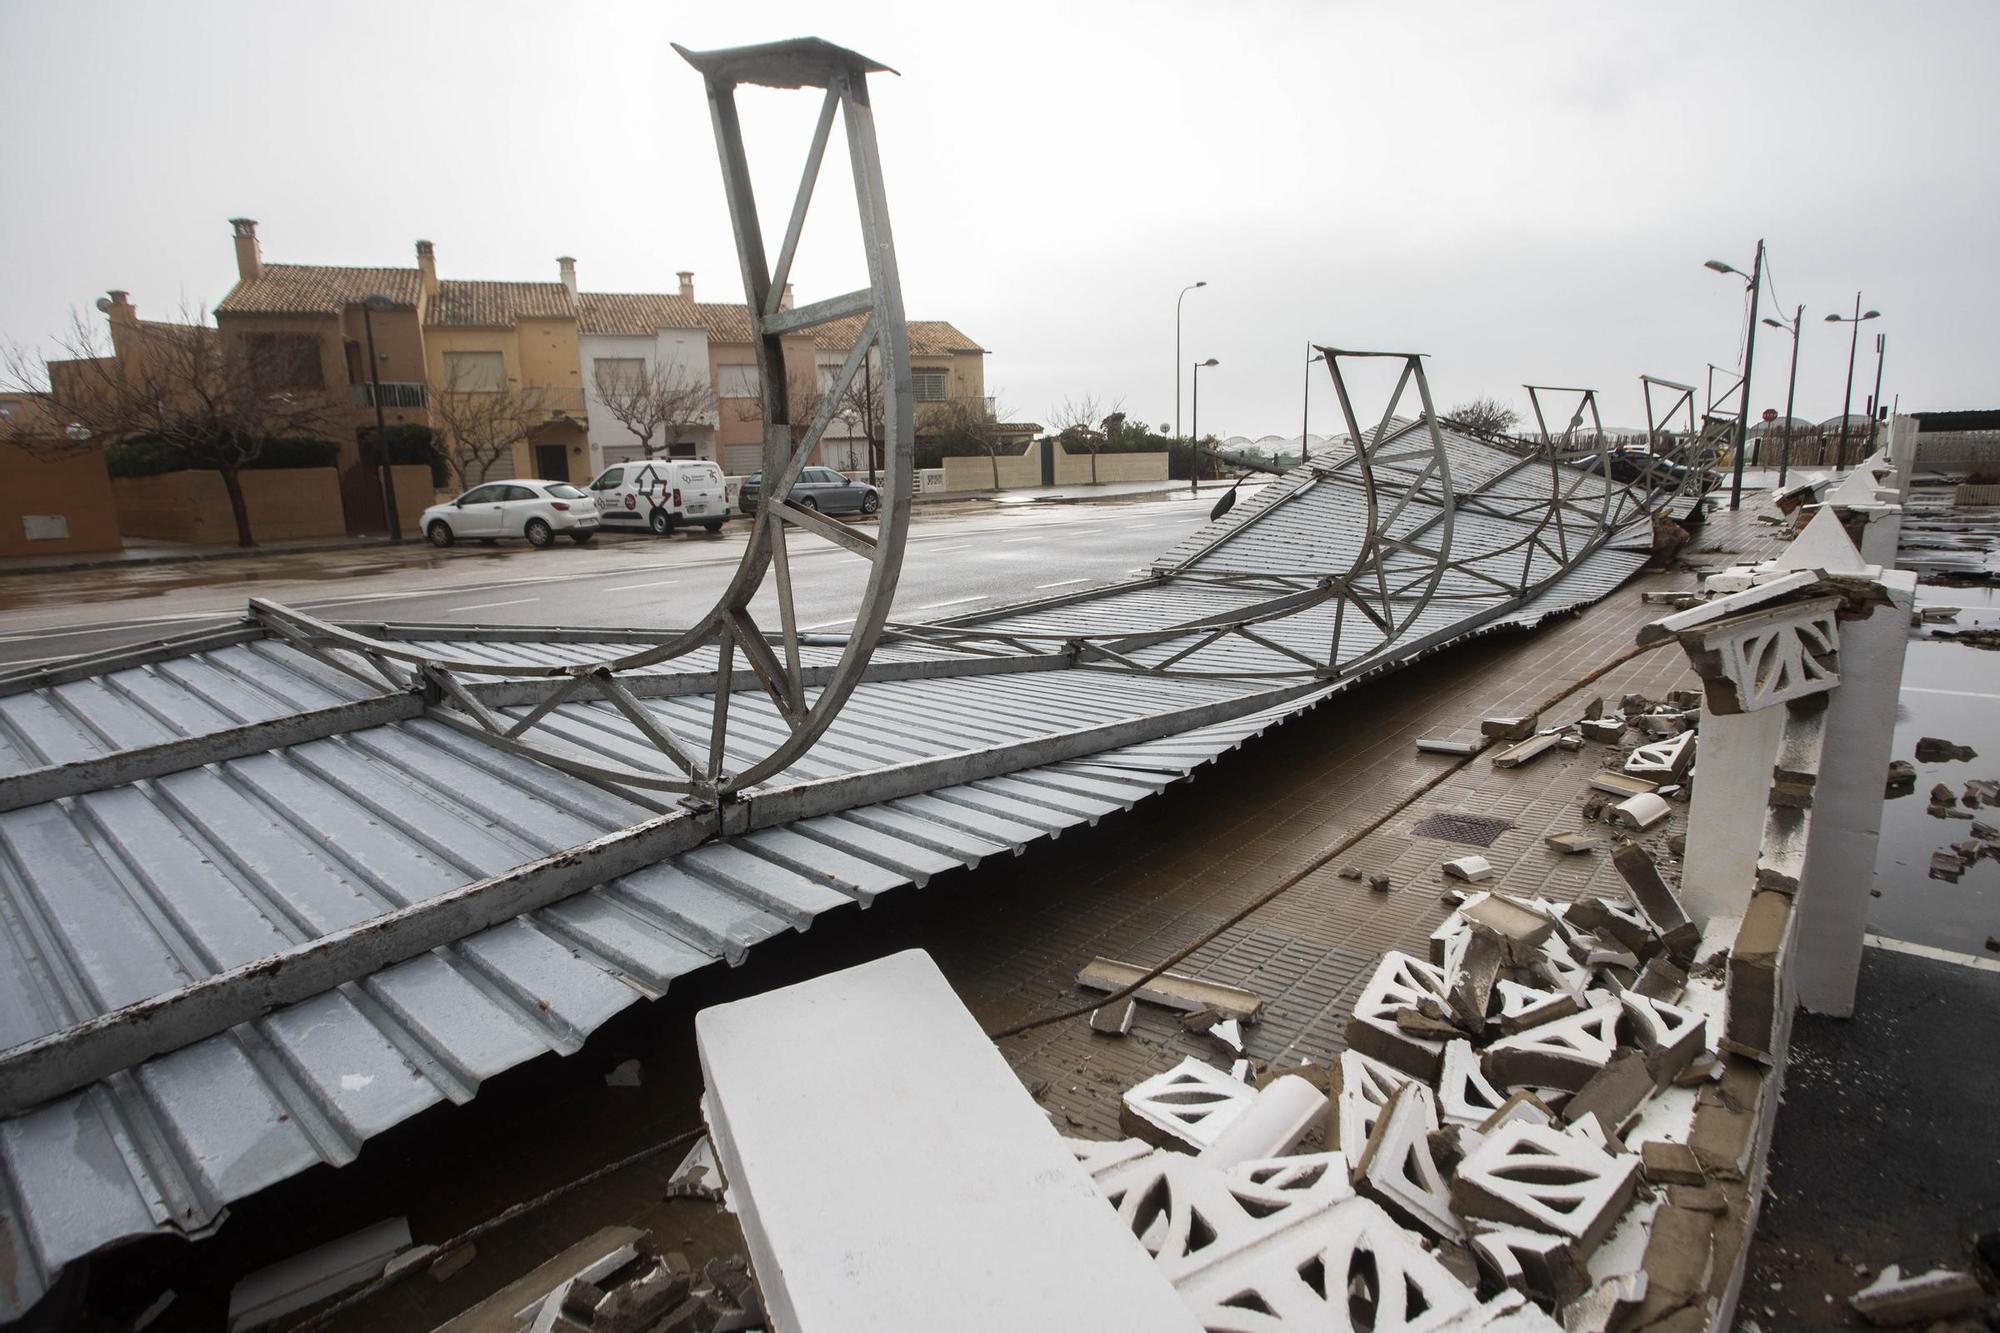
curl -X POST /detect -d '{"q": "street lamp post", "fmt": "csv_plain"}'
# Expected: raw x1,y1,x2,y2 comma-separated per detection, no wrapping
1760,305,1805,487
361,294,403,540
1175,281,1206,440
1191,357,1218,493
1825,296,1880,471
1866,331,1887,453
1703,241,1763,510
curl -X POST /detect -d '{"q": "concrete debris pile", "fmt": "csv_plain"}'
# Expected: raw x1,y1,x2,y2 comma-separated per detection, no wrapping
431,1226,762,1333
1071,881,1729,1331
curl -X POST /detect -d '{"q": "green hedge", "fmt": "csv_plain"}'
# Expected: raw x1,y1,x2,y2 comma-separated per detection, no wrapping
105,435,343,477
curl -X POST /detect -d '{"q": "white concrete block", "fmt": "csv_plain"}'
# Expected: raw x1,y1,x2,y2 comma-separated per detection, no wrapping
1336,1049,1411,1173
1197,1074,1326,1169
1609,792,1671,831
1353,1083,1464,1241
1124,1057,1260,1150
1452,1120,1640,1255
696,950,1200,1333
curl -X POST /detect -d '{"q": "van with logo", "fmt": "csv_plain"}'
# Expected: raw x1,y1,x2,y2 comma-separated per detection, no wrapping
585,458,730,535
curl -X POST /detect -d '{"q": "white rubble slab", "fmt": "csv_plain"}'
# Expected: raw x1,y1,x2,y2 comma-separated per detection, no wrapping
1197,1074,1325,1169
1125,1056,1261,1150
696,950,1200,1333
227,1217,411,1331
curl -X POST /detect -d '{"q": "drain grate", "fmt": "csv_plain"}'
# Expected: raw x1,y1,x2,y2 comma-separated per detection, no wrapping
1409,811,1513,847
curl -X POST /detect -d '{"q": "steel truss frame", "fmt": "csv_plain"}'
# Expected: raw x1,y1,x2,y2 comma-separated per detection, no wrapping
238,40,921,804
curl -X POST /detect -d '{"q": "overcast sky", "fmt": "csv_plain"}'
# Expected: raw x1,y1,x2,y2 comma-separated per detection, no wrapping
3,0,1995,438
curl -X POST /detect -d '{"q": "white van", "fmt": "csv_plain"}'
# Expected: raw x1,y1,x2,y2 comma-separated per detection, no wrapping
585,458,730,535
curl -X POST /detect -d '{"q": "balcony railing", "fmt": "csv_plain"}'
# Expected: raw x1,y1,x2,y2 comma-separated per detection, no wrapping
351,382,429,409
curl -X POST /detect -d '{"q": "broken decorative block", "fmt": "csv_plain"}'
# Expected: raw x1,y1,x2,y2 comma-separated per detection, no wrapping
1629,955,1688,1005
1638,1139,1706,1186
1196,1075,1326,1169
1462,895,1557,964
1532,936,1594,1002
1625,731,1695,782
1609,792,1671,831
1579,717,1627,743
1544,831,1600,855
1093,1147,1353,1282
1122,1057,1260,1150
1609,843,1700,964
1437,1039,1509,1128
1171,1195,1483,1332
1483,714,1538,740
1447,930,1502,1031
1333,1049,1411,1173
1849,1264,1985,1327
1451,1120,1642,1256
1352,1084,1464,1241
665,1136,727,1202
1564,895,1654,960
1493,981,1580,1034
1484,1001,1623,1093
1470,1227,1588,1309
1089,998,1137,1036
1559,1049,1654,1136
1344,952,1452,1080
1064,1136,1155,1179
1442,855,1496,883
1618,991,1708,1086
1477,1090,1558,1135
1722,892,1791,1060
1590,770,1659,799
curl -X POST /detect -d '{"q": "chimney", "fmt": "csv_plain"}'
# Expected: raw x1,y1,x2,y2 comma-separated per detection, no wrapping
103,290,137,325
557,255,577,299
229,218,262,282
677,271,694,301
415,239,437,300
780,282,795,312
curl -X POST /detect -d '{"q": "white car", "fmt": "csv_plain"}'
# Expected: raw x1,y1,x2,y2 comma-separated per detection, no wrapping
422,480,600,549
585,458,730,536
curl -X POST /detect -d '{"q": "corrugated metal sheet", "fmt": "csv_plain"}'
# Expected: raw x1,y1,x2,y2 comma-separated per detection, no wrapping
0,424,1660,1317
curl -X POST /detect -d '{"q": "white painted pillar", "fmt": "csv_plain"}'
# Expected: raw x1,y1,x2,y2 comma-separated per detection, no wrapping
1792,572,1917,1015
1679,704,1788,926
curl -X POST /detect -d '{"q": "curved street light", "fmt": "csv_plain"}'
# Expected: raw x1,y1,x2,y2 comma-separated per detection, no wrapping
1176,281,1207,439
1824,298,1881,469
1191,357,1219,493
1702,242,1764,510
1760,306,1805,485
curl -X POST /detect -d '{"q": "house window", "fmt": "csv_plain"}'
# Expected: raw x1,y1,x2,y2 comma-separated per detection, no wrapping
443,351,506,392
717,364,761,399
243,334,323,388
912,369,948,402
594,357,646,395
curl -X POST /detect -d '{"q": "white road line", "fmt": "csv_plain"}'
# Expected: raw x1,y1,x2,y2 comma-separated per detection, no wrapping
923,543,972,553
604,579,680,593
907,596,985,612
1000,535,1051,544
1865,934,2000,974
1903,686,2000,701
450,598,539,612
1035,578,1090,590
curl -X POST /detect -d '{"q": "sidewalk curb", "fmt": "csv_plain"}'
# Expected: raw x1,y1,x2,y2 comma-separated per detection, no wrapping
0,535,419,577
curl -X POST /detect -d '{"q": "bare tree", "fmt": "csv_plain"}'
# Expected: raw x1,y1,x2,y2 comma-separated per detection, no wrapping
731,369,829,454
429,360,546,490
923,393,1014,490
836,359,885,482
595,359,716,459
1048,393,1127,484
1445,397,1522,437
3,306,339,547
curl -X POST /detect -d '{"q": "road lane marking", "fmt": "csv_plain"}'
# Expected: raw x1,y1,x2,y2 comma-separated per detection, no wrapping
1903,686,2000,700
923,543,972,553
604,580,681,592
450,598,539,612
1035,578,1090,589
907,596,985,612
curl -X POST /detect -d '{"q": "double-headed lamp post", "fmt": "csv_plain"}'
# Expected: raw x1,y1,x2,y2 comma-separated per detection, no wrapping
1703,241,1764,511
1175,281,1206,440
1760,305,1805,487
1824,297,1881,471
1190,357,1218,493
360,293,403,540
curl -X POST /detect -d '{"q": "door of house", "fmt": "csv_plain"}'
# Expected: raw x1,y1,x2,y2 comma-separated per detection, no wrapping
1039,438,1056,486
533,443,570,482
341,430,389,534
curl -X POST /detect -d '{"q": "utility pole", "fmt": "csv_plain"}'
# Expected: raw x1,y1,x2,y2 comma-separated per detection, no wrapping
1301,342,1311,463
361,294,403,540
1776,305,1802,487
1730,240,1764,510
1866,332,1887,454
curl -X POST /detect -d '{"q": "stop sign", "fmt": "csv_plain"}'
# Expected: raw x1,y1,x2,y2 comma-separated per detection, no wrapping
1761,408,1778,423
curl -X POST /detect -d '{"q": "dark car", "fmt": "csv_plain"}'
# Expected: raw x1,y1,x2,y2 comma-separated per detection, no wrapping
738,466,882,516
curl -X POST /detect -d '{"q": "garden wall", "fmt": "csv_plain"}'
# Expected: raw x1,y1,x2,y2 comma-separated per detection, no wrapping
113,468,347,544
0,446,122,557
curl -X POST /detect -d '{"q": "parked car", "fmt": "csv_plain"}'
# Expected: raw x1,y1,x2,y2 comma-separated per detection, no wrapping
737,467,881,516
421,480,599,549
585,458,730,535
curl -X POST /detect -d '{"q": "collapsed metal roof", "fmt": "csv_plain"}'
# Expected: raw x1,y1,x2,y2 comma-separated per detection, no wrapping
0,39,1715,1319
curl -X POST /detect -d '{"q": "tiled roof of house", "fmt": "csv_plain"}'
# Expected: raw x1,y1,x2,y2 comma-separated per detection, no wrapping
577,291,703,336
428,279,575,327
805,314,984,356
215,264,422,316
579,291,984,355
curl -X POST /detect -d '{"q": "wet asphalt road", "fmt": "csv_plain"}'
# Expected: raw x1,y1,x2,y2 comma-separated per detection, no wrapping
0,491,1234,668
